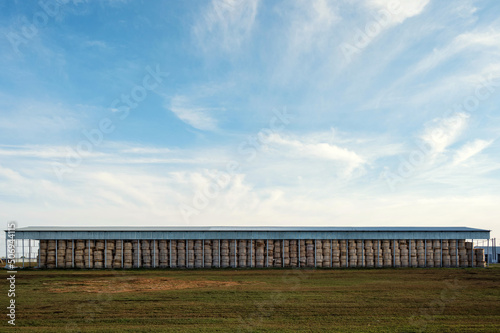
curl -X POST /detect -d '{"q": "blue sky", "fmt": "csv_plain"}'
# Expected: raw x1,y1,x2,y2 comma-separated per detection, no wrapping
0,0,499,240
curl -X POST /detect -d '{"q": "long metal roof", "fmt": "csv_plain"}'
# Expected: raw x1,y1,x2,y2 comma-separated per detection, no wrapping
8,226,491,240
12,226,490,232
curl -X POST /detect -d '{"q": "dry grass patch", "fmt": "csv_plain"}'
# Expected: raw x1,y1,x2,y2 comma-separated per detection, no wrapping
45,277,243,294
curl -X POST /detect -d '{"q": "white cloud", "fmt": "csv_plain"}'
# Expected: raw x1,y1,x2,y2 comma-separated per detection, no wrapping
453,139,493,165
420,112,469,155
0,145,105,159
286,0,339,54
119,147,172,154
265,133,366,173
366,0,430,25
193,0,260,53
169,95,219,131
0,165,24,182
405,29,500,79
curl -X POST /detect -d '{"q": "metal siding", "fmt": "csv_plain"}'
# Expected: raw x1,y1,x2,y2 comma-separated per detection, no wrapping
12,229,490,240
13,226,490,232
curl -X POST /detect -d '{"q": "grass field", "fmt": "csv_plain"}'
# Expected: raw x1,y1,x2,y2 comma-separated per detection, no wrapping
2,266,500,332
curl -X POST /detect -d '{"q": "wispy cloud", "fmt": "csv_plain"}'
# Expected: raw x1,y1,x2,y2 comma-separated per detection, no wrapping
452,139,493,165
168,95,219,131
366,0,430,25
286,0,339,55
264,133,366,177
407,29,500,79
192,0,260,53
420,112,469,155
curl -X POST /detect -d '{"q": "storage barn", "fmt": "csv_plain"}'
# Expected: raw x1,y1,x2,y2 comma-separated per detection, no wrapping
8,226,491,269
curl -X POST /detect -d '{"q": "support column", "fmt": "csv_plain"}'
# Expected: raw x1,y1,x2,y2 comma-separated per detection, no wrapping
393,239,395,268
409,239,411,267
487,238,490,267
298,240,301,268
202,240,205,268
456,239,459,268
122,240,124,268
331,239,333,268
169,240,171,268
283,239,285,268
362,240,364,267
22,239,25,268
55,240,58,268
250,240,253,268
314,239,317,268
266,239,269,268
424,239,427,267
29,239,32,268
377,240,380,268
346,239,349,268
440,239,443,268
72,239,75,268
88,240,90,268
218,239,221,268
472,239,474,268
153,240,156,268
105,240,107,269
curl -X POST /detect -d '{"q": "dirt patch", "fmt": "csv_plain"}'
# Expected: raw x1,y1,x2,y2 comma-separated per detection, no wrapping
45,277,243,294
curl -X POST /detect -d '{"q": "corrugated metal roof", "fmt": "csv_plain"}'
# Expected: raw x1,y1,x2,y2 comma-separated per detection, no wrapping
12,226,490,232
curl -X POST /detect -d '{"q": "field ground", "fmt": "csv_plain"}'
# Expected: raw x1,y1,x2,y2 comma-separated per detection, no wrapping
1,266,500,332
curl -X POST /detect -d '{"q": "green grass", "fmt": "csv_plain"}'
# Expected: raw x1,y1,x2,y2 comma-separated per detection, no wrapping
2,266,500,332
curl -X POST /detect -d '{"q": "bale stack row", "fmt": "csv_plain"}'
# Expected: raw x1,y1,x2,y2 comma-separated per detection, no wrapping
37,239,486,269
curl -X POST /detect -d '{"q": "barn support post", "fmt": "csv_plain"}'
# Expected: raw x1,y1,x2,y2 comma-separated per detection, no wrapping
266,239,269,268
424,239,427,267
28,239,32,268
487,238,489,267
346,240,349,268
105,239,107,269
456,239,459,268
298,240,300,268
55,239,58,268
88,240,90,268
409,239,411,267
377,240,380,268
38,239,40,268
314,239,317,268
282,239,285,268
362,240,364,267
22,239,25,268
393,239,395,268
440,239,443,268
153,240,156,268
121,240,124,268
250,240,252,268
72,239,74,268
330,239,333,268
472,239,474,268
